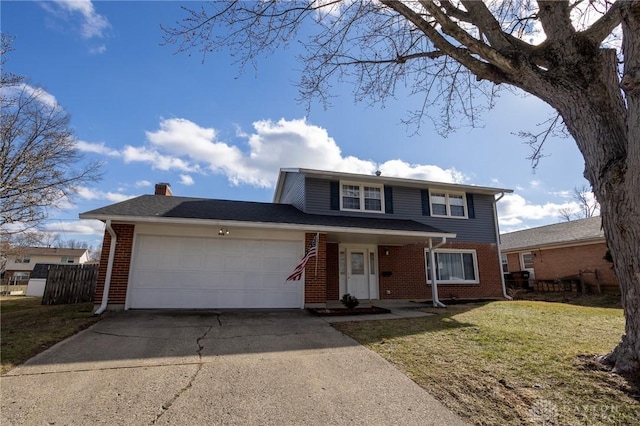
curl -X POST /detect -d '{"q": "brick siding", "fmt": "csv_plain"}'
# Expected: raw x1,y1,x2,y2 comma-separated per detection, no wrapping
378,242,504,301
94,223,135,306
304,233,327,303
326,242,339,300
505,242,618,292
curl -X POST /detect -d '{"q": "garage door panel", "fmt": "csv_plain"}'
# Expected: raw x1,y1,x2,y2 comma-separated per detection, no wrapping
129,235,303,309
129,288,302,309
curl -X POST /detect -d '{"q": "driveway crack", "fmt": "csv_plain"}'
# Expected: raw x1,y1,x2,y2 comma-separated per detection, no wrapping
150,314,218,424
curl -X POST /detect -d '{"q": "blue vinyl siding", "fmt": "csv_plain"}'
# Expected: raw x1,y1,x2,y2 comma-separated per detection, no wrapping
303,177,498,243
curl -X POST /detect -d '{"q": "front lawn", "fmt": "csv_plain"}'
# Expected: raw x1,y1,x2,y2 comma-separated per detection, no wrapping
333,300,639,425
1,297,100,374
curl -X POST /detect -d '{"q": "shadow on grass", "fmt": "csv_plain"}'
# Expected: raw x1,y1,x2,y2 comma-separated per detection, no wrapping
333,302,488,344
513,292,622,309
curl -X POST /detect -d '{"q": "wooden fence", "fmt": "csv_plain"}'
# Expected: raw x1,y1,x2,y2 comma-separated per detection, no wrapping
42,264,98,305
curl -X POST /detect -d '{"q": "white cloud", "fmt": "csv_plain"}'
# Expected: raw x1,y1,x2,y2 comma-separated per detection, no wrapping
0,84,58,109
89,44,107,55
122,145,197,173
131,117,466,188
136,180,152,188
498,194,579,228
76,140,120,157
179,174,195,186
377,160,465,183
43,219,105,237
76,186,136,203
46,0,111,39
529,179,541,188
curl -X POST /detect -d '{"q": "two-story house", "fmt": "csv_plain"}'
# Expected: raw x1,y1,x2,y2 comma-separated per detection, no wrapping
2,247,90,285
79,168,512,311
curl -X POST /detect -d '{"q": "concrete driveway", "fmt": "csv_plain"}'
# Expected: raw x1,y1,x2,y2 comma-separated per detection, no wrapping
1,310,465,425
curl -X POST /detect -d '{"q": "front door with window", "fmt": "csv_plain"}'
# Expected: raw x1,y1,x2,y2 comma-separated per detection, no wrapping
340,245,379,300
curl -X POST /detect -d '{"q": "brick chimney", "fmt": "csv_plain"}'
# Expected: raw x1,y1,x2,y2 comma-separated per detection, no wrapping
154,182,172,196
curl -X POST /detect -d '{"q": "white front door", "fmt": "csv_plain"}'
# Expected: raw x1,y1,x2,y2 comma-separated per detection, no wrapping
342,246,379,300
347,249,369,299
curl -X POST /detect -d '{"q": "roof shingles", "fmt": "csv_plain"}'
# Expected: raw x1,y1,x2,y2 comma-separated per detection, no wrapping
500,216,604,251
80,195,450,235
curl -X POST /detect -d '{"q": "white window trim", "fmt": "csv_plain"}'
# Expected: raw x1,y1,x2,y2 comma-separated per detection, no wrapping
61,256,75,264
428,189,468,219
339,181,385,213
501,253,509,273
425,248,480,285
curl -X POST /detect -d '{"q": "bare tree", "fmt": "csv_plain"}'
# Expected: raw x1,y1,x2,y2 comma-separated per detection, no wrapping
559,184,600,221
88,244,102,263
162,1,639,377
0,35,102,232
53,238,87,250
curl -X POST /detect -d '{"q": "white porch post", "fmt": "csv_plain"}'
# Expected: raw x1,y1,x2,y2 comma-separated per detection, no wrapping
428,238,447,308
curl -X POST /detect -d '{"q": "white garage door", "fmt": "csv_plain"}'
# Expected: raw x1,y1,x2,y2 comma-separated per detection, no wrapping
129,235,304,309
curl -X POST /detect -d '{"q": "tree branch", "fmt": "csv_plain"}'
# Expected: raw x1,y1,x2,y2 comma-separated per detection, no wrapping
536,0,576,42
580,1,622,45
419,0,517,73
379,0,512,84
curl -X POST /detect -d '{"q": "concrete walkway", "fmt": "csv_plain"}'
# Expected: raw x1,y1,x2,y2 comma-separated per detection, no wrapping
321,299,435,323
1,309,465,425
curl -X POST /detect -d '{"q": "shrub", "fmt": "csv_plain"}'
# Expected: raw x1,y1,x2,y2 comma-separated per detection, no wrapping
340,293,359,309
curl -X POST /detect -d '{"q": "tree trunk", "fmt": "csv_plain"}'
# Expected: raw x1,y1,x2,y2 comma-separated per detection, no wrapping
600,0,640,377
512,1,640,378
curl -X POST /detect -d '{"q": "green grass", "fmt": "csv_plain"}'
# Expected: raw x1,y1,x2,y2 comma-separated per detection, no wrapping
1,296,100,374
334,300,639,425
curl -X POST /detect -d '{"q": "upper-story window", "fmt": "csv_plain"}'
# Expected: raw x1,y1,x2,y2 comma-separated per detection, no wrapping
430,190,467,218
340,182,384,213
61,256,75,264
15,255,31,264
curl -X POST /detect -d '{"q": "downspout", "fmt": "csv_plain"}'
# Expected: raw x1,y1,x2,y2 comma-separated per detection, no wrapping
428,237,448,308
94,219,116,315
493,193,513,301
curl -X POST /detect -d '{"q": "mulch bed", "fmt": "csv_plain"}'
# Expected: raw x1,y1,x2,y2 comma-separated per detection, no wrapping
307,306,391,316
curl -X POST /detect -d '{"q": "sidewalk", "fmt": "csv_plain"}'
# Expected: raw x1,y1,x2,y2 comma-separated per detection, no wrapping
321,299,435,323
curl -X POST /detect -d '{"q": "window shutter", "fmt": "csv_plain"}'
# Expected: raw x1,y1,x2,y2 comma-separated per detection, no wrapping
384,186,393,214
330,181,340,210
466,193,475,219
421,190,430,216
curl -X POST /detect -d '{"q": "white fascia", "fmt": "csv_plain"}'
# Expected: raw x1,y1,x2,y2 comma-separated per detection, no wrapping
79,214,457,240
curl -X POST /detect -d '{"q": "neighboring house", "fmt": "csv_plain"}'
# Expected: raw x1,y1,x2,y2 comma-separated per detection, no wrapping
500,216,618,293
79,168,513,310
2,247,90,285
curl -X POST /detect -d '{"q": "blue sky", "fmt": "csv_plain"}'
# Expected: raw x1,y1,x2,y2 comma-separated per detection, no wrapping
2,1,594,248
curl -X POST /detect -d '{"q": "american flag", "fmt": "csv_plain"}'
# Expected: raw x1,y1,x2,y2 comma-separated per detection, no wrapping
286,234,318,281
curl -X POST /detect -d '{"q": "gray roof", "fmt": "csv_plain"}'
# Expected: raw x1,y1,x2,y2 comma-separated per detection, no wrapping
16,247,88,257
30,263,57,279
80,195,451,235
500,216,604,251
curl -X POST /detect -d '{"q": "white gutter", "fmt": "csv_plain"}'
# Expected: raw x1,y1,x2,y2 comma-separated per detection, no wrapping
94,219,117,315
493,192,512,301
428,237,448,308
79,214,457,240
